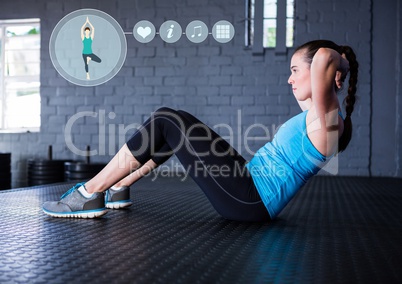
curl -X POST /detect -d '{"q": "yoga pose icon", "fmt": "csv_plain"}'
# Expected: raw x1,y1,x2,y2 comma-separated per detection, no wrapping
81,17,101,80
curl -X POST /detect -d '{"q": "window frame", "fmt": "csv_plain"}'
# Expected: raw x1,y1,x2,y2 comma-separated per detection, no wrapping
246,0,294,55
0,18,41,133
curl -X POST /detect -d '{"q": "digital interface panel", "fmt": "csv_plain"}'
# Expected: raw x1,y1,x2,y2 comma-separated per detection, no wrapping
50,9,235,87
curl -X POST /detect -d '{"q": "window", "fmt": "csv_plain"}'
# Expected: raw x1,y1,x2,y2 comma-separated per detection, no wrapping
246,0,294,54
0,19,40,131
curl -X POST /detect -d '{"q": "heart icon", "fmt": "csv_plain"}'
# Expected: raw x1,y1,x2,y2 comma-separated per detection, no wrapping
137,26,151,39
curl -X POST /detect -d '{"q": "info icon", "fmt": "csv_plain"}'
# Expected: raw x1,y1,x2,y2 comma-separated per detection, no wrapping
159,20,182,43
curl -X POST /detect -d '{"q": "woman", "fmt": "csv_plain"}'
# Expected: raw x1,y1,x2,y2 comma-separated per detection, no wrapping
81,17,101,80
43,40,358,221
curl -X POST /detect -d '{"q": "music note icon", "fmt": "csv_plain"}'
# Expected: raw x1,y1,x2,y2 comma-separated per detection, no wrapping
186,21,208,43
191,26,202,38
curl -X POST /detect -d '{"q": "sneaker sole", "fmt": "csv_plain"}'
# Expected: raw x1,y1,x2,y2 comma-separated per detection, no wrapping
43,208,108,218
105,201,133,209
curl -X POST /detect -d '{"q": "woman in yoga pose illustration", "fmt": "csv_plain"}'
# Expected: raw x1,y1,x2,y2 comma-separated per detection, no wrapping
81,17,101,80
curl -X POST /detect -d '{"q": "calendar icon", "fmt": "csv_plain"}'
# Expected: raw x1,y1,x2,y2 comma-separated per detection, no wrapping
216,25,231,39
212,21,235,43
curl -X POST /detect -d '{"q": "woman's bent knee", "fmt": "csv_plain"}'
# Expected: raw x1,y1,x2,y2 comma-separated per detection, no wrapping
153,107,185,124
154,107,177,115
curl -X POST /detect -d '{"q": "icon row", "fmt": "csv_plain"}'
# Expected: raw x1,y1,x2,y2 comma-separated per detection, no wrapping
133,20,235,44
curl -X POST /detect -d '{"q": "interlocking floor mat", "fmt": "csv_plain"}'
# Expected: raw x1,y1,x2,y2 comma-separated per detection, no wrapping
0,176,401,283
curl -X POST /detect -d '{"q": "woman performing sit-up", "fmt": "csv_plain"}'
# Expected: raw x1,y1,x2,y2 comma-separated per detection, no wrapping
43,40,358,222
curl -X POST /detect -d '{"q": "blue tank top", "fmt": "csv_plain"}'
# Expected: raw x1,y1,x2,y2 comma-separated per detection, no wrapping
82,37,93,54
246,110,329,218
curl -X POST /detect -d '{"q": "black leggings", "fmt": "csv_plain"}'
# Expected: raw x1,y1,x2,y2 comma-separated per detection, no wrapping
82,53,101,73
126,107,270,222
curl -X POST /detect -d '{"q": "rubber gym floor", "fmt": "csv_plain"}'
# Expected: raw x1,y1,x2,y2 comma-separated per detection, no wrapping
1,175,401,283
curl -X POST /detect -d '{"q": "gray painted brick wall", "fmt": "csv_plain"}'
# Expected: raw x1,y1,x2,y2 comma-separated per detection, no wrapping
0,0,398,188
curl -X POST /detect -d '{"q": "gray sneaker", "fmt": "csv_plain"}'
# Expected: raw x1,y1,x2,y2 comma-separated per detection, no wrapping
42,183,107,218
105,186,133,209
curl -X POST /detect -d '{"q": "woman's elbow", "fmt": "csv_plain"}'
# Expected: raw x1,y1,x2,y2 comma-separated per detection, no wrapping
313,48,336,66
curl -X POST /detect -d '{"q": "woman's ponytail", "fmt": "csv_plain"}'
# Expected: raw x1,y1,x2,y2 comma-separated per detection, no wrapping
338,45,359,152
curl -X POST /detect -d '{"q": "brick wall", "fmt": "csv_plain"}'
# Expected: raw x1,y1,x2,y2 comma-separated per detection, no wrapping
0,0,396,187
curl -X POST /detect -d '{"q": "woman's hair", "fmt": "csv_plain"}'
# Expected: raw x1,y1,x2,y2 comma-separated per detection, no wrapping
85,27,91,31
295,40,359,152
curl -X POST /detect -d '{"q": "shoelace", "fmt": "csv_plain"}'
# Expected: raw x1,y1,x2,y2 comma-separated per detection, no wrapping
61,183,84,199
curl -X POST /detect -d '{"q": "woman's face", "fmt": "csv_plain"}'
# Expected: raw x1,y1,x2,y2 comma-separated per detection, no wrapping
85,29,90,37
288,51,312,101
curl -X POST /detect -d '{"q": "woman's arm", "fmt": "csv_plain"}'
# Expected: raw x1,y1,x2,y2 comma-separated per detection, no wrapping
310,48,347,114
80,20,86,40
308,48,349,155
87,18,95,39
